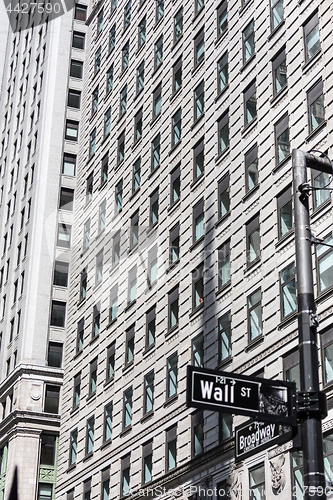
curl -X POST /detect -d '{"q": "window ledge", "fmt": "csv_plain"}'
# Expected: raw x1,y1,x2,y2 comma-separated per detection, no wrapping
154,16,164,32
73,350,83,361
128,244,138,256
316,284,333,305
132,136,142,152
163,394,178,408
245,335,264,352
192,6,205,25
302,49,321,74
242,183,260,202
120,426,132,437
277,312,297,330
150,112,161,128
215,29,228,47
215,211,230,228
125,299,136,312
189,302,204,318
305,121,327,144
106,317,117,329
70,406,79,416
151,64,163,81
190,235,204,251
169,139,182,156
170,87,182,104
117,112,126,126
239,0,254,16
76,298,86,310
270,85,288,106
168,198,181,213
165,325,178,338
143,343,155,356
101,132,110,146
275,229,294,249
241,117,258,137
147,223,158,237
216,356,233,370
272,153,291,173
103,377,114,389
136,42,146,57
311,198,331,220
86,392,96,403
190,174,205,190
215,146,230,165
192,59,204,77
245,257,261,274
100,438,112,451
267,19,285,40
166,258,180,274
240,53,256,73
123,360,134,373
141,410,154,424
148,165,160,179
66,464,76,473
215,282,231,297
82,451,93,462
191,112,205,131
130,187,140,201
215,84,229,103
172,34,183,51
89,334,99,346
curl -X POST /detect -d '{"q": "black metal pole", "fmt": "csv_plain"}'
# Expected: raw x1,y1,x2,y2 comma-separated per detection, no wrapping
292,149,326,500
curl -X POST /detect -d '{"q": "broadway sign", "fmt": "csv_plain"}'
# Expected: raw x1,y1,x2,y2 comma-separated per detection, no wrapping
186,366,296,426
235,420,294,462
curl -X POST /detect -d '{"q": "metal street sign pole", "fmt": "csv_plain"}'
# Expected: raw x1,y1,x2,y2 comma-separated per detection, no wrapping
292,149,329,500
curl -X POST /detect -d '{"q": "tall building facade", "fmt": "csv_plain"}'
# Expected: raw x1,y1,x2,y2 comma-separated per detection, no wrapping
54,0,333,499
0,3,84,499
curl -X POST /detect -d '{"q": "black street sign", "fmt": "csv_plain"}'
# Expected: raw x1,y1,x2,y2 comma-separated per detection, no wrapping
186,366,297,426
235,419,294,462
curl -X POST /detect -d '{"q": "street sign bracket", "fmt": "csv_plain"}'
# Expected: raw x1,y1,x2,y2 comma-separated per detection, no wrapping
296,391,327,419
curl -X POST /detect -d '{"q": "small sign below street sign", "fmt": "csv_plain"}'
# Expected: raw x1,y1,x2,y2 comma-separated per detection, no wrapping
235,419,294,462
186,366,296,426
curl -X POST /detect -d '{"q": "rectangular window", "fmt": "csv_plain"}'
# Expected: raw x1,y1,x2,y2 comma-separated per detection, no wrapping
217,1,227,37
136,62,144,94
109,286,118,323
148,245,158,286
128,265,137,303
284,350,300,391
69,429,78,465
146,306,156,348
44,385,59,414
156,0,164,21
103,403,113,442
77,318,84,352
112,231,121,265
73,372,80,408
248,288,262,342
74,4,86,20
95,250,103,285
275,113,290,164
272,48,287,96
271,0,283,30
192,264,204,310
192,410,204,457
67,89,81,109
217,52,228,94
245,145,258,193
194,29,204,66
133,158,141,193
277,186,293,238
220,413,233,443
101,154,108,184
218,111,229,155
50,301,66,328
124,1,131,30
316,233,333,293
249,464,265,500
92,87,99,115
106,65,113,93
172,57,182,95
172,109,182,147
89,358,98,395
125,326,135,365
193,138,204,181
246,214,260,265
168,287,179,330
174,8,183,43
53,261,69,287
169,223,180,265
118,133,125,165
244,81,257,126
138,17,146,47
192,333,203,367
307,79,325,133
166,426,177,471
218,173,230,219
72,31,85,49
121,454,131,496
134,109,143,142
304,11,320,62
120,85,127,116
280,263,296,319
123,387,133,429
48,342,62,367
115,179,123,211
144,371,154,414
102,467,110,500
150,189,159,226
122,42,129,72
70,59,83,79
193,198,204,243
97,9,103,33
194,81,204,122
86,416,94,454
130,211,139,249
65,120,79,141
40,434,56,466
86,173,93,204
312,170,330,209
151,134,160,171
109,24,116,52
142,441,153,485
321,328,333,386
104,107,111,137
218,241,230,289
83,219,90,250
243,20,255,63
170,164,180,205
153,84,162,118
154,36,163,69
99,200,106,233
92,303,100,338
219,311,231,362
106,343,115,381
167,353,178,398
62,153,76,176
